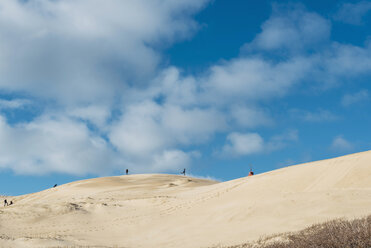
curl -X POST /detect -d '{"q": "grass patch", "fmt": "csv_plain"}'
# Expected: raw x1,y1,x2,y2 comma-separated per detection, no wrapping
217,215,371,248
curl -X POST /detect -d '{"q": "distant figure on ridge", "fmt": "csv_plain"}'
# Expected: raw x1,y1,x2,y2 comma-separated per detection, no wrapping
248,165,254,177
9,201,13,206
4,199,8,207
53,184,57,188
181,168,186,176
126,169,129,175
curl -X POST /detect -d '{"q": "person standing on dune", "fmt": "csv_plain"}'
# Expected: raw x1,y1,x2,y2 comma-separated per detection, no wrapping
4,199,8,207
248,165,254,176
181,168,186,176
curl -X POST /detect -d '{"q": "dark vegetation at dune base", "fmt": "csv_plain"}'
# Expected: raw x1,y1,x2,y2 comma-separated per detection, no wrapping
217,215,371,248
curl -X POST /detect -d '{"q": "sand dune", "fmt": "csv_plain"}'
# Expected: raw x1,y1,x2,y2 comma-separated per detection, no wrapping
1,150,371,247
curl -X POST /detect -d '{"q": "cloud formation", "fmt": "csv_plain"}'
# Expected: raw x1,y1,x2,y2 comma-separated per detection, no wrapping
0,99,31,110
0,114,118,175
342,90,369,106
244,4,331,53
221,130,298,157
0,0,209,105
334,1,371,25
290,109,339,122
222,132,265,157
330,135,354,152
0,2,370,175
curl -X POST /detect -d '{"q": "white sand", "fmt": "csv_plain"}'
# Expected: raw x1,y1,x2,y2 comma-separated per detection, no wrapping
1,150,370,247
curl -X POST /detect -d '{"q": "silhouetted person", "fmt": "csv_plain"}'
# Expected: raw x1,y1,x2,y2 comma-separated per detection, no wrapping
4,199,8,207
181,168,186,176
53,184,57,188
126,169,129,175
9,201,13,206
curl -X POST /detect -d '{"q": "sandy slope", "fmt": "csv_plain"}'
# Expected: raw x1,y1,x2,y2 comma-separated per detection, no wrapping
1,150,371,248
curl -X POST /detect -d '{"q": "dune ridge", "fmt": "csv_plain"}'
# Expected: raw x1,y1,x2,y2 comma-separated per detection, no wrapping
1,150,371,247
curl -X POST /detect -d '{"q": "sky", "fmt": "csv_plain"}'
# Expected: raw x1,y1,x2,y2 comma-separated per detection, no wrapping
0,0,371,195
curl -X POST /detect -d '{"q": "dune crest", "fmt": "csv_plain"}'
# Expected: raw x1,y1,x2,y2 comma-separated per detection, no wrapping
1,151,371,247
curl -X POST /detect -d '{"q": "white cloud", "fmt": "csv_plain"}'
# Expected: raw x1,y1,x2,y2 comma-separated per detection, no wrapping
202,56,314,104
341,90,369,106
151,59,312,107
151,150,191,172
197,8,371,103
222,132,264,157
1,3,371,176
221,130,299,158
107,100,225,173
109,101,169,157
68,105,111,129
0,106,207,175
0,114,118,175
290,109,339,122
243,5,331,53
0,0,214,175
152,67,200,107
109,101,226,157
320,43,371,86
334,1,371,25
240,5,371,88
330,135,354,152
0,99,31,109
0,0,209,105
230,105,273,128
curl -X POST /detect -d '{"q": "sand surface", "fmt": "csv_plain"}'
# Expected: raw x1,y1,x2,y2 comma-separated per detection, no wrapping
1,150,371,247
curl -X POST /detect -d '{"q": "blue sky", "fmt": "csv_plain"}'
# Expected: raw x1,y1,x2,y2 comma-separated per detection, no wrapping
0,0,371,195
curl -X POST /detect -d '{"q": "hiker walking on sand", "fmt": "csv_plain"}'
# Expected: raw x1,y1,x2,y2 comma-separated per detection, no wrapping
4,199,8,207
126,169,129,175
181,168,186,176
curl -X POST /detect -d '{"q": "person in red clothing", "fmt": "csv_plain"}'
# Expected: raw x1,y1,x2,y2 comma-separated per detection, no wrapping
248,165,254,176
